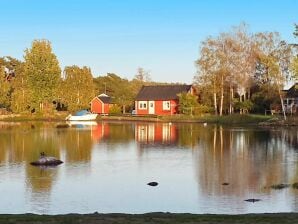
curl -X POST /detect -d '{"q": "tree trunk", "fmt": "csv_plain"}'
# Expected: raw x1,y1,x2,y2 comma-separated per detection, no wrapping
213,92,218,115
278,88,287,120
219,74,224,116
229,86,234,114
219,85,224,116
220,90,224,116
122,105,126,114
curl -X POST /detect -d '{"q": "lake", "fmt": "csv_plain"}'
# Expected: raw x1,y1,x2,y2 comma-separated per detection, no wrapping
0,121,298,214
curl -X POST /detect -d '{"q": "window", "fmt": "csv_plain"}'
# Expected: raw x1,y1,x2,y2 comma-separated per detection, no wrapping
163,101,171,110
138,101,147,109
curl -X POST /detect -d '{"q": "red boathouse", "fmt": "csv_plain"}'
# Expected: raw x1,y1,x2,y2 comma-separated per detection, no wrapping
90,93,111,115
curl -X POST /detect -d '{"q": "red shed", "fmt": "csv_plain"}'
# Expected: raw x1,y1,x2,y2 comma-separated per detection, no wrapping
135,85,194,116
91,93,111,114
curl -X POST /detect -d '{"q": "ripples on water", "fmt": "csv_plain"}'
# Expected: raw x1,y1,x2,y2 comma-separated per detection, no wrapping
0,121,298,214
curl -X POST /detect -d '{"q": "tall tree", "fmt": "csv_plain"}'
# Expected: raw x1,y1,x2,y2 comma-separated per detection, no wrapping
0,66,11,108
195,37,221,115
23,39,61,112
62,66,95,112
134,67,151,82
291,24,298,79
254,32,292,120
10,62,33,113
294,24,298,37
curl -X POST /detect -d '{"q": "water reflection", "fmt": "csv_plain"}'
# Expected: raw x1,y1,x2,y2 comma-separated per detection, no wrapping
0,121,298,214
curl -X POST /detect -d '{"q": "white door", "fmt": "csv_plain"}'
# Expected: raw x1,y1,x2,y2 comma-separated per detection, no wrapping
148,101,155,114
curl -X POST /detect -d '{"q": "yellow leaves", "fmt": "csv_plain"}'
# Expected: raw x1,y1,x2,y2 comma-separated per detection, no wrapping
291,56,298,79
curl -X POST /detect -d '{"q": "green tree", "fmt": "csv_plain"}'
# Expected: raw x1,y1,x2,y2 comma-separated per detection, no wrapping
0,56,23,111
291,24,298,79
178,92,199,115
94,73,137,113
10,63,33,113
23,39,61,112
62,66,95,112
254,33,292,120
0,66,11,108
294,24,298,37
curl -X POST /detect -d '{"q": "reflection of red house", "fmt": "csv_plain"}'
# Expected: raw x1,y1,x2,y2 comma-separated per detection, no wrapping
91,122,110,142
91,94,111,114
135,85,194,115
135,123,177,145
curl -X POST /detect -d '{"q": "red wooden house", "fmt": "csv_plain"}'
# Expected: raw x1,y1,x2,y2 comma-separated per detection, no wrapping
90,93,111,114
135,85,194,115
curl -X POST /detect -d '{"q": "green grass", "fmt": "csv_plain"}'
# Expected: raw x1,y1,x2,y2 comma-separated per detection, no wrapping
1,213,298,224
0,112,284,126
292,183,298,189
271,184,290,190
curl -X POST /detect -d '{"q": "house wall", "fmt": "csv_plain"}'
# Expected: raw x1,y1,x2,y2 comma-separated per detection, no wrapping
92,123,110,142
135,123,177,144
91,98,110,114
135,100,178,115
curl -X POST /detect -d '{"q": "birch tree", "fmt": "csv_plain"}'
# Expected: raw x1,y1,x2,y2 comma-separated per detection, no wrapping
254,32,292,120
195,38,221,115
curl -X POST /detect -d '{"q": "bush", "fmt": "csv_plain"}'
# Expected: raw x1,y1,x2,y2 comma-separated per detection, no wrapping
109,105,122,115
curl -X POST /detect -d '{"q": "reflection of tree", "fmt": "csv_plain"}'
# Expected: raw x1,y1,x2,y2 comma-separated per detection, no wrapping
195,126,297,199
59,128,93,163
106,122,135,143
177,124,211,148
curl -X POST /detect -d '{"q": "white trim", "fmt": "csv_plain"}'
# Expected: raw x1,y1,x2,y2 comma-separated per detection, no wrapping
148,101,155,114
163,101,171,110
138,101,147,109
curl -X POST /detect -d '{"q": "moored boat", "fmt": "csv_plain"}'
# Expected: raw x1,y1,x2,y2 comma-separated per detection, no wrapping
65,110,98,121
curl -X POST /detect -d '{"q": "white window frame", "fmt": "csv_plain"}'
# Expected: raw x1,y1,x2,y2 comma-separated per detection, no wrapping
138,101,147,109
163,101,171,110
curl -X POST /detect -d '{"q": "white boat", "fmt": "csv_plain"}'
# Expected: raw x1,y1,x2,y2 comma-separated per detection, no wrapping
67,121,98,126
65,110,98,121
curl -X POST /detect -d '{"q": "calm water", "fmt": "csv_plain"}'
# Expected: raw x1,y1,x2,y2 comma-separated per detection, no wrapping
0,121,298,214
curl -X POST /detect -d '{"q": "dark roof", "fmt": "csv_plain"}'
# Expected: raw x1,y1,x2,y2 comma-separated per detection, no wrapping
286,83,298,98
135,85,192,101
97,94,111,104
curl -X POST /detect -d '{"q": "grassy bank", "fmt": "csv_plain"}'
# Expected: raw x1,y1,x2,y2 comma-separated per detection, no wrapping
0,112,295,126
1,213,298,224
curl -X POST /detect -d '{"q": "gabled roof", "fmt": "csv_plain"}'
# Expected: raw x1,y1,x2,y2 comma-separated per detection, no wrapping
286,83,298,98
135,85,192,101
97,93,111,104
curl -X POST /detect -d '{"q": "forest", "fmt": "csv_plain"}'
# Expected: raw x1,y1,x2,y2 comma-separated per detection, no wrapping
0,24,297,116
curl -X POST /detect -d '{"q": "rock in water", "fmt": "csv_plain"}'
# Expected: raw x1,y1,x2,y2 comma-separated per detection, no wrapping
244,199,261,203
30,157,63,166
147,182,158,187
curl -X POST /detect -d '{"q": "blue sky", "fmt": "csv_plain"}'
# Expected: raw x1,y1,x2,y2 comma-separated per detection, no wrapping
0,0,297,83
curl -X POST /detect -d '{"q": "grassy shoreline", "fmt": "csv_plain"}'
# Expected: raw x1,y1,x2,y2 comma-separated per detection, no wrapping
2,212,298,224
1,113,296,126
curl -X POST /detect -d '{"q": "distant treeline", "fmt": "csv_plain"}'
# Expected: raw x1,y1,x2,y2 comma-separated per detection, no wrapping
0,23,297,116
0,40,163,114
